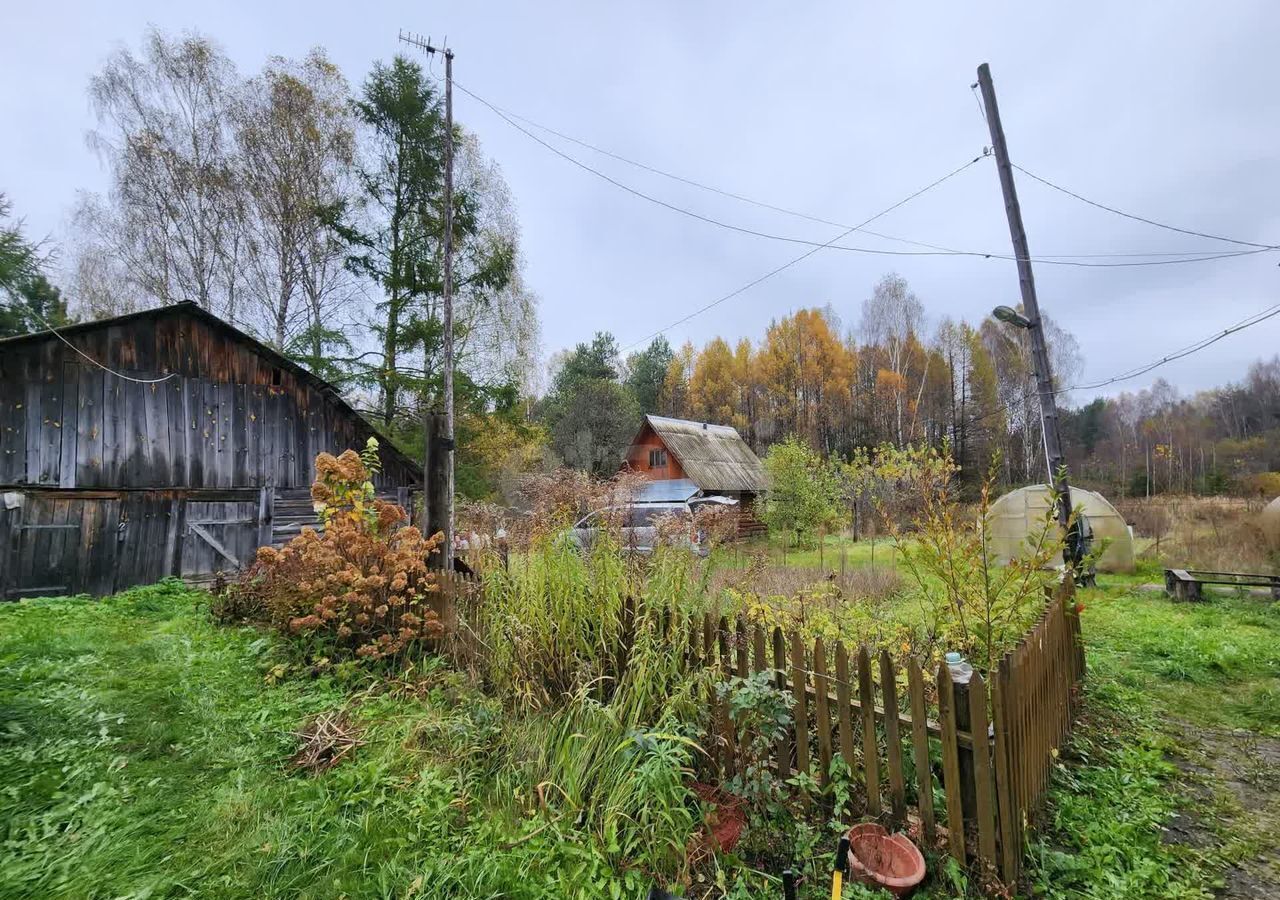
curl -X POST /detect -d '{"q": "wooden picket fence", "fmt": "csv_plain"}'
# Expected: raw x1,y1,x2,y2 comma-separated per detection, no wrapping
430,570,1083,888
989,580,1086,881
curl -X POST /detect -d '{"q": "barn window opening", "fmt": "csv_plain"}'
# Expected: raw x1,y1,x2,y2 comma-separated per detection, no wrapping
648,448,668,468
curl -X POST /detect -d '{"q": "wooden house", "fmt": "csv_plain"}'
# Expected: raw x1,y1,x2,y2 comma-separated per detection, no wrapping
0,302,420,599
621,414,767,531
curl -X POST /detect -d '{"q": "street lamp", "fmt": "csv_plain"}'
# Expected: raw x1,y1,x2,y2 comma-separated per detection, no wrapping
992,305,1032,329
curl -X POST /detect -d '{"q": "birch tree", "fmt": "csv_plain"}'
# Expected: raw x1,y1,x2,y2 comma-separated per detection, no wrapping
233,50,357,359
860,273,924,446
78,29,242,316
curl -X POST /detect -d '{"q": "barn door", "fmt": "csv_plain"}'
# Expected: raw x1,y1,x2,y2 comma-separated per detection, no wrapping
1,496,79,599
178,499,261,579
0,494,120,599
113,494,180,593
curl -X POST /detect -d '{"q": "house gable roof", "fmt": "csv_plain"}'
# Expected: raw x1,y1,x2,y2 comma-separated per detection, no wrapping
643,414,766,493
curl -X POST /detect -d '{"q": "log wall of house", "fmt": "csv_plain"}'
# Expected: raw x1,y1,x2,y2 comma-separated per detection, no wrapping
622,424,687,480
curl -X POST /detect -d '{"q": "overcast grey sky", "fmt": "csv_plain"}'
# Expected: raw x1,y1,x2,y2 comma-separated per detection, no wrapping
3,1,1278,400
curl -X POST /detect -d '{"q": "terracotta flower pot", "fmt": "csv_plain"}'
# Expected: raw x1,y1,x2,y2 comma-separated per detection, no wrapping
845,823,927,897
690,782,746,854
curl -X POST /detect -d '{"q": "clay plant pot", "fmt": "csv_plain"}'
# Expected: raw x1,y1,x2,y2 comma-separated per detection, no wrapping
689,782,746,854
845,823,927,897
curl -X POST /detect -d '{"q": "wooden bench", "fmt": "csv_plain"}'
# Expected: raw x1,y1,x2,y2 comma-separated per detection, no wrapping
1164,568,1280,601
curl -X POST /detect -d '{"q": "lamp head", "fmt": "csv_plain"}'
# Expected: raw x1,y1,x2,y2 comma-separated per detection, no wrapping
992,305,1033,329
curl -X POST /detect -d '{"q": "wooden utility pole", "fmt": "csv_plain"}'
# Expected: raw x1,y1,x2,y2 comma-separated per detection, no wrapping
977,63,1075,559
399,31,456,570
423,410,448,567
441,46,456,570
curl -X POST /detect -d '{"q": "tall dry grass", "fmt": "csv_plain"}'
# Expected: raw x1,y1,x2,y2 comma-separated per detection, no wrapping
1116,495,1277,572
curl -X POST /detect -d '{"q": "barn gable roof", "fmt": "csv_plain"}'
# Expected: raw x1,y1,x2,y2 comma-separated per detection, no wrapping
0,302,421,478
643,414,766,493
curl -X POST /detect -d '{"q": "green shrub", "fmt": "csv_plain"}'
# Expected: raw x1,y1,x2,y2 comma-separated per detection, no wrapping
717,670,791,817
760,436,845,549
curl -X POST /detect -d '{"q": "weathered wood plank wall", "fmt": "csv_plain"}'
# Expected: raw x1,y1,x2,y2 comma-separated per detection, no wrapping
0,316,417,489
0,305,421,598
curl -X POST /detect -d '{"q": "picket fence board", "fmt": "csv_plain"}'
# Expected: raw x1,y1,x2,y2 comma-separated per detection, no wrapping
834,644,857,788
789,631,812,811
857,645,882,818
907,658,936,843
879,650,907,824
937,662,966,863
432,578,1086,889
812,637,834,790
969,671,997,866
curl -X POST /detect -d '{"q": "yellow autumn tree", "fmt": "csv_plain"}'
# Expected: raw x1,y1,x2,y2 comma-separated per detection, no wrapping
758,308,854,450
689,337,744,428
659,340,694,418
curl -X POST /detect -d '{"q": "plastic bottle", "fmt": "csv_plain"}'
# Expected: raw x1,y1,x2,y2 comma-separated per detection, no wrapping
944,651,973,685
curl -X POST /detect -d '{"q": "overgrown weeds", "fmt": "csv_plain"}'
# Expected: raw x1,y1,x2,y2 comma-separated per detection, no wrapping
711,559,903,610
1025,679,1213,899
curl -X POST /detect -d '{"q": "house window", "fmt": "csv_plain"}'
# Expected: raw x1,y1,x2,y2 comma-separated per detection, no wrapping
648,448,668,468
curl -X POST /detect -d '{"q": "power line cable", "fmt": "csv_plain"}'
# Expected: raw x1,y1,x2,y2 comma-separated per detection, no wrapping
455,79,990,260
1011,163,1280,252
461,89,1271,265
1062,301,1280,393
970,82,988,123
451,80,1278,350
14,297,177,384
618,155,990,352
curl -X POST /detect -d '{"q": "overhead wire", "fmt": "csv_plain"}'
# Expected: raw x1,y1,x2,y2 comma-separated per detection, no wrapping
1062,300,1280,393
457,86,1273,266
451,78,1278,357
455,79,987,260
13,297,177,384
968,299,1280,427
617,154,991,353
1011,163,1280,252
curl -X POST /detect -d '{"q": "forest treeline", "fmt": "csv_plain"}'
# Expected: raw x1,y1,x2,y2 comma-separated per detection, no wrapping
540,280,1280,499
1,27,1276,503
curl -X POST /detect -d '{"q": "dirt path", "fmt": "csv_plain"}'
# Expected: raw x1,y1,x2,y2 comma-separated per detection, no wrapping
1162,721,1280,899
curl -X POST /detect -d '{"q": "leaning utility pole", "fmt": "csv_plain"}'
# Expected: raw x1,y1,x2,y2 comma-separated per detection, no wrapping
976,63,1074,555
399,31,456,569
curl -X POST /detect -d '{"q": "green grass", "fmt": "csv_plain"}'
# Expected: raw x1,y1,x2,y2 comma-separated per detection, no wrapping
1079,584,1280,735
1024,678,1213,899
726,532,901,571
1024,579,1280,898
4,564,1277,899
0,581,651,900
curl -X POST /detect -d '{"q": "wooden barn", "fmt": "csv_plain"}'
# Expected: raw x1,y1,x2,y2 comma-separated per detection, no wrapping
620,414,767,532
0,302,421,600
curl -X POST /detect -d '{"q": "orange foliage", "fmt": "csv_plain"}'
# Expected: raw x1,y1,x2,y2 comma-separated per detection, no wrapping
237,443,444,661
875,368,906,393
